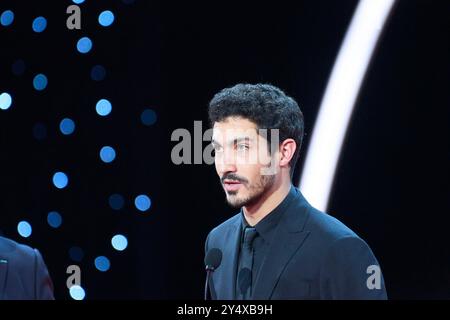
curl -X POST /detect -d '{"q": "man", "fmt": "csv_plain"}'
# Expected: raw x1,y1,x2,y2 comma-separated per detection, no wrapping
0,235,54,299
204,83,387,300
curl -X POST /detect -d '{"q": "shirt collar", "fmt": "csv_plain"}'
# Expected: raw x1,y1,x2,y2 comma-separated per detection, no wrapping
241,184,297,241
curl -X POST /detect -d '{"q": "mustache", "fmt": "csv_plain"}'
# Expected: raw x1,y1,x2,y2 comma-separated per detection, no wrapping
221,173,248,184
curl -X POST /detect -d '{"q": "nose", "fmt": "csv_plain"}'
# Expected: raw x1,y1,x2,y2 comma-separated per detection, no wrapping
218,163,237,178
216,149,237,177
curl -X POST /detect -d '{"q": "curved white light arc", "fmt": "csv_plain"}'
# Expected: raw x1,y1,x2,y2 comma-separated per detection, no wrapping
299,0,397,211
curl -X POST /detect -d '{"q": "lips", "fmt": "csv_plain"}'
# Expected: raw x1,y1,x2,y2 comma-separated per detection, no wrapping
223,180,243,192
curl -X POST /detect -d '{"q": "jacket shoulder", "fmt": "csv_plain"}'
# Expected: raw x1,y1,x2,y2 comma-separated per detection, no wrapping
305,206,360,243
0,236,37,270
205,213,240,250
209,213,240,236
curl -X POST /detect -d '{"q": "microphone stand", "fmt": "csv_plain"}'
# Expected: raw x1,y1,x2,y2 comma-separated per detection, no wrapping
204,265,214,300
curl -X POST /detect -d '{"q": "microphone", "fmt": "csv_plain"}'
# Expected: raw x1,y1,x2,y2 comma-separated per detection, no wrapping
238,267,252,297
204,248,222,300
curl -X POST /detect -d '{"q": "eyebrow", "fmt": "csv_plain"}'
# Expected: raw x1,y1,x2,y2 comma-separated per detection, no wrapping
211,136,253,147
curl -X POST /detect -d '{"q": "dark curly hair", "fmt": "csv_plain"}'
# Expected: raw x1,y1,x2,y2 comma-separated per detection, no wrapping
208,83,304,178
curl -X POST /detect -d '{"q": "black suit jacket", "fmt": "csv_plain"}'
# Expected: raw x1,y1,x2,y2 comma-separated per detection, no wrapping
205,186,387,299
0,236,54,300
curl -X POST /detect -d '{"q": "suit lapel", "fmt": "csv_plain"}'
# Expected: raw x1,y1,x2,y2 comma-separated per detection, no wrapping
216,217,241,299
252,189,311,300
0,258,8,300
252,229,309,299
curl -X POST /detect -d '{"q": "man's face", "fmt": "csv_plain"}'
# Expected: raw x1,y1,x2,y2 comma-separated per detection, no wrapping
212,117,277,208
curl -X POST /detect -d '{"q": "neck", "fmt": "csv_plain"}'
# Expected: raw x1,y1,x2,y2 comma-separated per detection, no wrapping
243,180,291,226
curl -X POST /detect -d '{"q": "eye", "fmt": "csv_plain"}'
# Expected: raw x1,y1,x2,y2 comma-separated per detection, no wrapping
237,144,249,151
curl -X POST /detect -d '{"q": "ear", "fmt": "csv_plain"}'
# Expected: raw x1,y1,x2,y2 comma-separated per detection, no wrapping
279,139,297,168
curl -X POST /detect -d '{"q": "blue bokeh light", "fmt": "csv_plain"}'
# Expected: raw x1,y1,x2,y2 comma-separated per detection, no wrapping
69,285,86,300
33,74,48,91
99,146,116,163
95,256,110,272
60,118,76,135
90,65,106,81
17,221,32,238
32,16,47,33
134,195,151,212
12,59,25,76
77,37,92,54
69,246,84,262
72,0,85,4
95,99,112,116
0,10,14,27
53,172,69,189
0,92,12,110
33,123,47,140
111,234,128,251
47,211,62,228
99,10,115,27
141,109,157,126
109,194,124,210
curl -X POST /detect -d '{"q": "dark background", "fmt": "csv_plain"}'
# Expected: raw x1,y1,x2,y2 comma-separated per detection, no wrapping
0,0,449,299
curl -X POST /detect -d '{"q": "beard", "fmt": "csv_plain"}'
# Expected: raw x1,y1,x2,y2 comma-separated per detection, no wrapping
224,173,275,209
